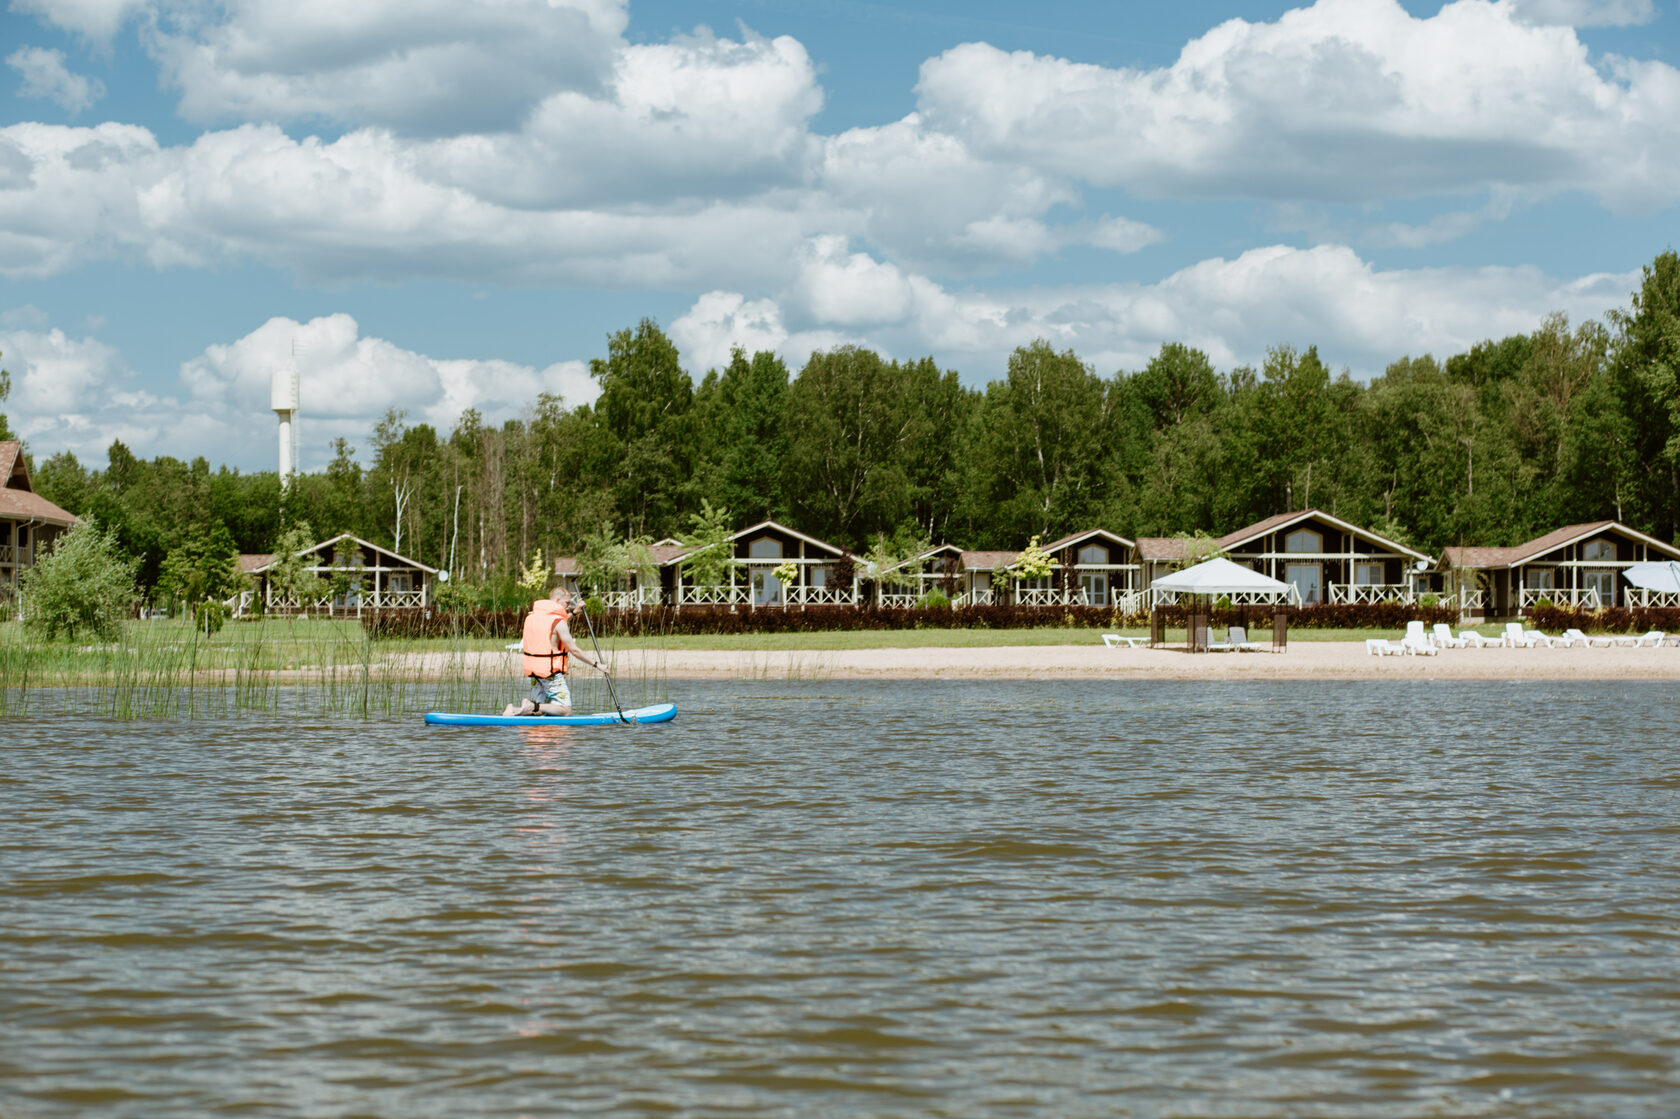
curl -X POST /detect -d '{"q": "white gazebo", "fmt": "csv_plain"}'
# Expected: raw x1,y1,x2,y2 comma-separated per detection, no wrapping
1149,557,1298,651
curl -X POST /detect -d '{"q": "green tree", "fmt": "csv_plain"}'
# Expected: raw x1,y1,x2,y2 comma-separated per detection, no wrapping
1608,249,1680,540
692,348,791,521
589,319,694,536
20,520,137,642
157,523,247,620
962,340,1116,544
677,499,741,588
0,351,12,442
784,347,970,547
267,521,325,609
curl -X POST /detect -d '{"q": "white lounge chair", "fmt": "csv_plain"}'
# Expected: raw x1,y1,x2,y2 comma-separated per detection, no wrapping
1102,633,1146,648
1403,621,1437,655
1227,625,1263,652
1524,629,1555,648
1366,637,1404,656
1459,629,1493,648
1431,623,1466,649
1624,630,1666,648
1502,622,1544,648
1555,628,1590,648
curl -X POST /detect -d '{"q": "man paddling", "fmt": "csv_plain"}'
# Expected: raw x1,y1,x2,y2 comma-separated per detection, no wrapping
503,585,610,717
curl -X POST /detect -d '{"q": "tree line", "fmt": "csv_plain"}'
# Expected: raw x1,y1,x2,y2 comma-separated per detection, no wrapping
9,249,1680,607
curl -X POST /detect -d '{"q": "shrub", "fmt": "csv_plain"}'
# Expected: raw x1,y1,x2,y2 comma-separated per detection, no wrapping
20,520,138,642
918,590,951,610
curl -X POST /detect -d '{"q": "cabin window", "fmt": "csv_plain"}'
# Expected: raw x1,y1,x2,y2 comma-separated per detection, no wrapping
1077,544,1106,565
1354,562,1383,586
390,573,412,593
748,537,782,559
1582,539,1615,562
1526,567,1555,591
1285,529,1321,554
810,566,829,589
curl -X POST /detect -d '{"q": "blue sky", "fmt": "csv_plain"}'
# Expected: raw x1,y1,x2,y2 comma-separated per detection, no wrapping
1,0,1676,473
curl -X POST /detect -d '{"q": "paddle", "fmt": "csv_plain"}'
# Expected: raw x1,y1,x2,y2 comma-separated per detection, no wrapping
577,603,629,724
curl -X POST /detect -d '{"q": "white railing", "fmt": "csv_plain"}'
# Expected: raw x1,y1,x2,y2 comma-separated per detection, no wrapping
1443,588,1484,611
954,589,995,607
377,589,426,609
1329,582,1416,605
785,585,855,606
0,544,14,564
877,591,919,608
1014,588,1090,607
1519,587,1601,610
600,587,661,610
678,583,750,607
1109,590,1148,615
1628,588,1680,608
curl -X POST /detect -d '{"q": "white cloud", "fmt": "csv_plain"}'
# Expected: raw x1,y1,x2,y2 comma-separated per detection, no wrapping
11,0,148,42
1506,0,1657,26
669,290,853,373
3,313,601,470
151,0,628,135
7,47,107,115
679,242,1639,383
418,28,824,207
1089,215,1167,254
914,0,1680,211
0,325,127,414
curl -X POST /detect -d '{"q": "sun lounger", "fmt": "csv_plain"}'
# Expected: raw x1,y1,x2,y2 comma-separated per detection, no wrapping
1459,630,1493,647
1227,625,1263,652
1365,637,1404,656
1523,629,1555,648
1431,623,1466,649
1555,628,1590,648
1623,630,1666,648
1102,633,1146,648
1403,620,1437,655
1502,622,1545,648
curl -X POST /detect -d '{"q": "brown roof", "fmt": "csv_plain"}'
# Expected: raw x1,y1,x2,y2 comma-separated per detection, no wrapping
1217,511,1302,548
0,487,79,527
651,543,694,564
239,553,274,573
1442,521,1669,569
0,444,78,527
551,555,580,575
961,550,1019,570
1040,527,1136,553
0,441,23,489
1136,537,1190,563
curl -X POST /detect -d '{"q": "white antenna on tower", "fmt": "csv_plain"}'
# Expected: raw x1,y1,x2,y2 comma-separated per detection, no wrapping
272,339,301,490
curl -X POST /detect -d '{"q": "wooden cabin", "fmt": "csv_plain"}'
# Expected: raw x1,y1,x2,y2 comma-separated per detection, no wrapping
1440,521,1680,618
0,442,78,616
242,532,438,614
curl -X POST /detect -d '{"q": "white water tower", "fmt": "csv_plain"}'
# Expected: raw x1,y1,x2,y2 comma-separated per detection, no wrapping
272,359,300,489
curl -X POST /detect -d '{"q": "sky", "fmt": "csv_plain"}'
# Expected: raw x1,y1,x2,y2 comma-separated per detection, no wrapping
0,0,1676,474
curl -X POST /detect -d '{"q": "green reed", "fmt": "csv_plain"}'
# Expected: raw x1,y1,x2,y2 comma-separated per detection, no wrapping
1,609,673,720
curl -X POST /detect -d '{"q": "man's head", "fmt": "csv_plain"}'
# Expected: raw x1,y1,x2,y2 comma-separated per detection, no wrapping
550,585,571,606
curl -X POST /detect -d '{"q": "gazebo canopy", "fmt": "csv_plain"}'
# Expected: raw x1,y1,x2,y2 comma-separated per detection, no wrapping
1622,561,1680,594
1151,556,1292,596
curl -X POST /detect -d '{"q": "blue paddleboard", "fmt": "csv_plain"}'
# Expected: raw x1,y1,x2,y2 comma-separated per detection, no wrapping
424,702,676,727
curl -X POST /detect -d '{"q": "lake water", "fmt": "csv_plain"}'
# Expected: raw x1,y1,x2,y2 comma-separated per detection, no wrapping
3,679,1679,1117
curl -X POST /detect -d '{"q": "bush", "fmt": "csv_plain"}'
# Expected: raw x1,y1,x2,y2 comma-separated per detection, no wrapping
1525,604,1680,634
20,521,138,642
917,590,951,610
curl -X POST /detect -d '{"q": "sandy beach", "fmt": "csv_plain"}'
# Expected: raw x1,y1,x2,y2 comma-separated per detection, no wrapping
418,641,1680,682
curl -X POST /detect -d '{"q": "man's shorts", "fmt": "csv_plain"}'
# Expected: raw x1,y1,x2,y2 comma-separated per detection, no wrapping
529,673,571,709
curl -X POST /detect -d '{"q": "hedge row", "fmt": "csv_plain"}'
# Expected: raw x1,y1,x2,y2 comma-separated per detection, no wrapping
1523,605,1680,634
360,600,1466,640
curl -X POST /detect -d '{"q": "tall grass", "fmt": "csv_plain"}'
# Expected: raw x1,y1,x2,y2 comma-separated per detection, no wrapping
0,613,670,721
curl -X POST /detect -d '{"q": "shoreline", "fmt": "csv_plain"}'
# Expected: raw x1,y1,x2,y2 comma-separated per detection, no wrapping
410,642,1680,682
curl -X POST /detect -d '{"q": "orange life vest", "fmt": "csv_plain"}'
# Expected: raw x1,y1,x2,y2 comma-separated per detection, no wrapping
520,599,569,678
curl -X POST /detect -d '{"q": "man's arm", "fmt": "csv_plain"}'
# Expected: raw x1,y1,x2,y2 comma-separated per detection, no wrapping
555,618,608,673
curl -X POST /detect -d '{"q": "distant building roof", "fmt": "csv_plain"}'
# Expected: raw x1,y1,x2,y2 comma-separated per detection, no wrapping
1136,537,1190,563
239,554,274,573
1040,527,1136,553
1442,521,1680,568
961,550,1019,571
0,441,78,528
